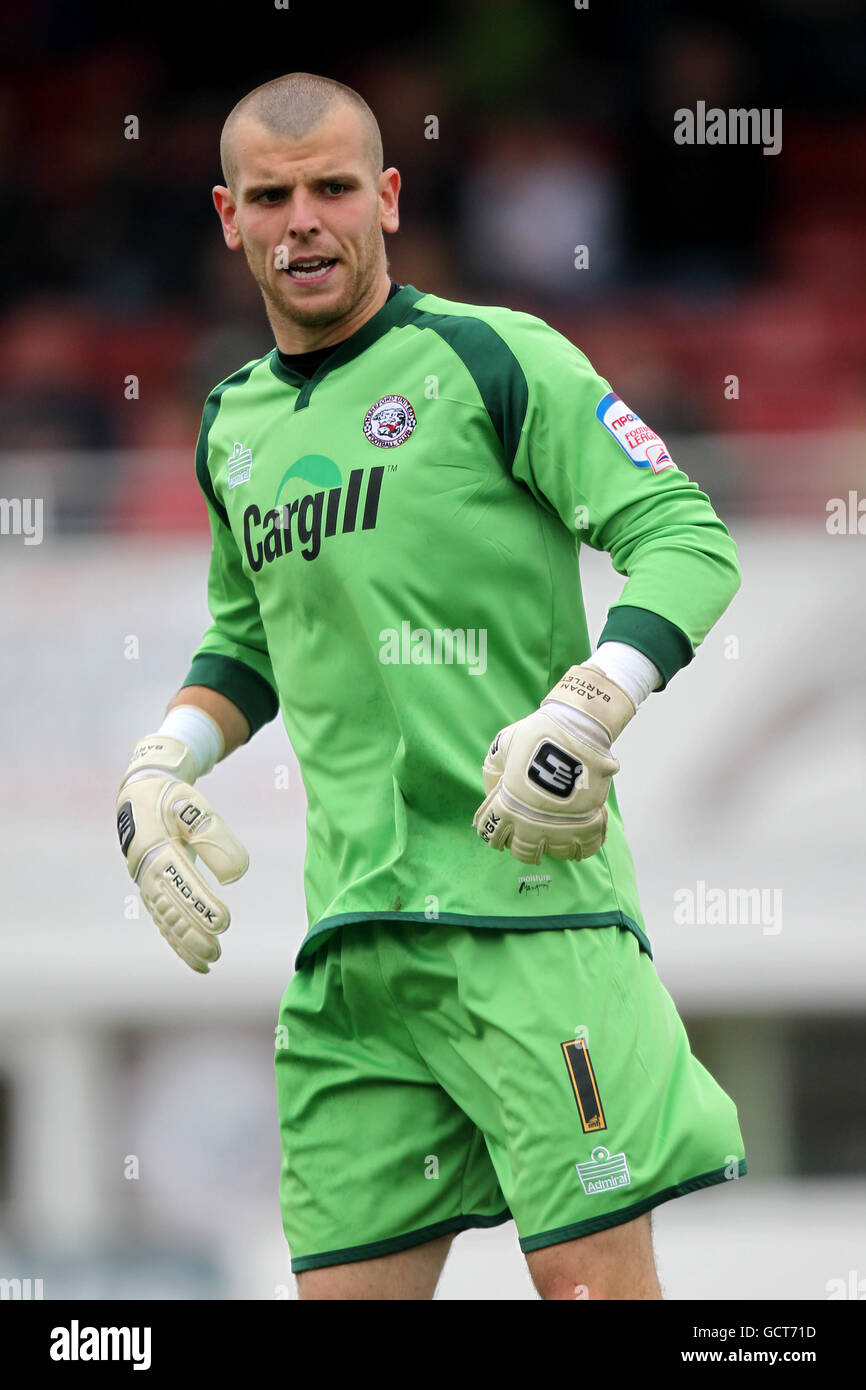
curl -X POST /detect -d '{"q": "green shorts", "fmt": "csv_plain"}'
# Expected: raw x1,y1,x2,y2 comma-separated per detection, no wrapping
274,920,747,1273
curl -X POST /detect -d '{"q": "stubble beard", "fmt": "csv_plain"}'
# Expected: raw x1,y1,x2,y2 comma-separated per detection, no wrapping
246,225,382,333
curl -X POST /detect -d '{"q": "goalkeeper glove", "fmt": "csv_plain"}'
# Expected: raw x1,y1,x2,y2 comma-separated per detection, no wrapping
115,734,248,973
472,665,636,864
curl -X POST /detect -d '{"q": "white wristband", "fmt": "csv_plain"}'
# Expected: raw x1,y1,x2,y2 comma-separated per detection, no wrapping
158,705,225,779
584,641,662,710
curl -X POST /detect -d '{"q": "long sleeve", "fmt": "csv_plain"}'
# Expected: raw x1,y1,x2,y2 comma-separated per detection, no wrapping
502,314,741,687
179,400,280,738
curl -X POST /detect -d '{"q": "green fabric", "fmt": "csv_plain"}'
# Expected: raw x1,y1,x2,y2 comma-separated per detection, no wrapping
186,284,741,963
596,605,694,691
275,920,747,1271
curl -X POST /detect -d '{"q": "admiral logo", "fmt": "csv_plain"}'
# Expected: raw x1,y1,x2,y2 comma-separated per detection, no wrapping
575,1146,632,1195
244,454,385,569
596,391,675,472
363,394,416,448
227,441,253,489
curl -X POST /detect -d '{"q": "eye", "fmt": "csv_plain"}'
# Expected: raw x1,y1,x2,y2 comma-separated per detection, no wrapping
258,190,285,203
326,182,346,195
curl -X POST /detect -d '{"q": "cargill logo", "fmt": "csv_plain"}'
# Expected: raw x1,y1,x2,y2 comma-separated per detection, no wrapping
243,454,384,569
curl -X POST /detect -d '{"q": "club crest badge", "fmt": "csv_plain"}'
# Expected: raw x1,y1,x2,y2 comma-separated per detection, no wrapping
363,395,417,448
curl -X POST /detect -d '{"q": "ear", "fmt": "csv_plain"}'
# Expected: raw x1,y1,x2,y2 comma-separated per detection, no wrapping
378,167,401,235
213,186,243,250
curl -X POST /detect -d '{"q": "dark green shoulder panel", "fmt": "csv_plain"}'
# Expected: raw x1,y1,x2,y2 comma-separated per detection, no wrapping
195,358,266,528
406,307,529,467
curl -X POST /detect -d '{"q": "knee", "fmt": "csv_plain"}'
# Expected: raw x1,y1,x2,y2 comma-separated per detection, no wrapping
533,1269,595,1301
532,1264,661,1300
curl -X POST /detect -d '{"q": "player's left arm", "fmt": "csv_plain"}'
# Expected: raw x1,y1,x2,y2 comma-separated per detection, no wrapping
473,314,741,864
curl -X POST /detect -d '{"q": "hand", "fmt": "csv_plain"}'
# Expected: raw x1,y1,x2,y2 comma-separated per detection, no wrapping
472,666,635,865
116,735,248,973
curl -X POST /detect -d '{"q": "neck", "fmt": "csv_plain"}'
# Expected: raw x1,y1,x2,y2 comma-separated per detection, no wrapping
268,271,392,354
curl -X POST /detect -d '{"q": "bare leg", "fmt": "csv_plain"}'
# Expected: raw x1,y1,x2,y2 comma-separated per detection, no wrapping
296,1232,455,1301
525,1212,662,1300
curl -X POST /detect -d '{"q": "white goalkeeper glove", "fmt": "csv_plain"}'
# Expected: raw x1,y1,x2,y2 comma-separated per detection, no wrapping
472,665,636,864
116,734,248,973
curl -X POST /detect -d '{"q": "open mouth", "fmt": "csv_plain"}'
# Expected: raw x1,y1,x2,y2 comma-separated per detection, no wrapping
284,258,338,282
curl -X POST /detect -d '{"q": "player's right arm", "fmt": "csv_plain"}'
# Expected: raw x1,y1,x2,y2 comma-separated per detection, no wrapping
115,391,279,972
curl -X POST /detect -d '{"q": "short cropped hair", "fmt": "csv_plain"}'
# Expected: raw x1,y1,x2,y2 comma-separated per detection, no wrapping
220,72,383,192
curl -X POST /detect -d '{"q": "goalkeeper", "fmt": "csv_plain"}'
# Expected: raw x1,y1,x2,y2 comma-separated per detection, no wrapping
116,71,747,1301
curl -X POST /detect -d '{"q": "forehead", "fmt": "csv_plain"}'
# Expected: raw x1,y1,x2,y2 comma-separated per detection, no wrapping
231,107,370,188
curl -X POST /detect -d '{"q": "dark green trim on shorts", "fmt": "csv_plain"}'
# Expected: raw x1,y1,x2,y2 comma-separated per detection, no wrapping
597,604,694,690
294,909,653,970
180,652,279,738
518,1160,748,1254
290,1208,512,1274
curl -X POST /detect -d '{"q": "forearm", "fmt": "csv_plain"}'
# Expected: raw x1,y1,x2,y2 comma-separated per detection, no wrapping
164,686,251,762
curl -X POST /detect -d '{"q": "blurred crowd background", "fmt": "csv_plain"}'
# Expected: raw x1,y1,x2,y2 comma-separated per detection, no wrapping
1,0,865,1301
1,0,865,527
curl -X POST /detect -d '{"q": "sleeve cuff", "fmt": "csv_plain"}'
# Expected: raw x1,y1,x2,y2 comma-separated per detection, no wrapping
180,653,279,739
596,605,694,690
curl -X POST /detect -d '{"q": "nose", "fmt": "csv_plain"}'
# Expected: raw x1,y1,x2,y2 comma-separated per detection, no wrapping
283,190,321,239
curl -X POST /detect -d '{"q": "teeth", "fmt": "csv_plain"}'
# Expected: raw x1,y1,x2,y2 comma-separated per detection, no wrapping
288,259,333,278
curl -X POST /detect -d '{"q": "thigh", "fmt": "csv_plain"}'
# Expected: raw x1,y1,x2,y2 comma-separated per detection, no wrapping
525,1212,660,1300
275,929,509,1279
297,1232,455,1301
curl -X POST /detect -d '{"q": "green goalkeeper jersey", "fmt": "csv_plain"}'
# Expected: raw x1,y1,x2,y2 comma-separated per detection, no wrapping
182,284,740,967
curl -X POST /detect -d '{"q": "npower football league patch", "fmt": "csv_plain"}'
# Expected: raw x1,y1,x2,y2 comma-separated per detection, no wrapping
596,391,675,472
